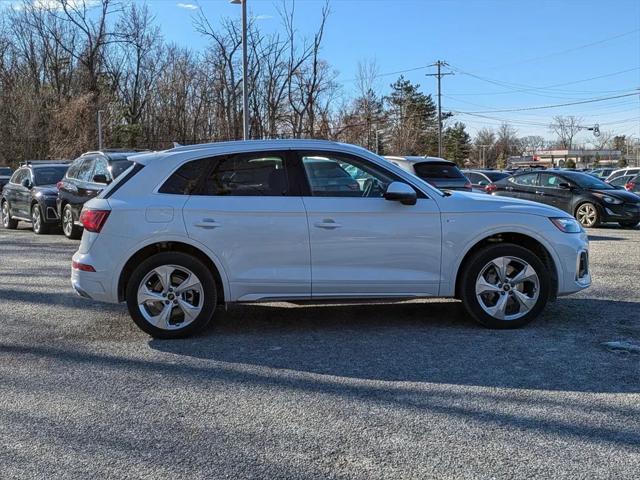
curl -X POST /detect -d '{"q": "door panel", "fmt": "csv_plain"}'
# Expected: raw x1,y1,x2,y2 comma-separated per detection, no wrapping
180,151,311,301
538,173,573,213
303,196,442,296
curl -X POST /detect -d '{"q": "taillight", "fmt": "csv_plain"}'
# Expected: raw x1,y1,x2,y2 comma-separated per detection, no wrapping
56,181,64,190
485,183,497,193
72,261,96,272
464,181,472,190
79,209,110,233
625,181,635,191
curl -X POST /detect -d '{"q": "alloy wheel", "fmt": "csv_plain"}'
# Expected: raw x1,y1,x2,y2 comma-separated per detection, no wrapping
576,204,597,227
63,207,73,237
32,206,41,232
137,265,204,330
1,202,8,227
475,256,540,321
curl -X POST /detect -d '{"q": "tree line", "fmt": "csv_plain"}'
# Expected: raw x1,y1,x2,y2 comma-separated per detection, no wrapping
0,0,633,168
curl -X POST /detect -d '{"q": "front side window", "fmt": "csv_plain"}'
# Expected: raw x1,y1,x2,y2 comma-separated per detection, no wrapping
514,173,538,186
539,173,562,188
10,169,27,185
301,153,394,198
93,157,109,182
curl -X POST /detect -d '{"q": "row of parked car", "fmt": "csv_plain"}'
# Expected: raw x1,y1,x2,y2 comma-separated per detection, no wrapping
1,151,639,241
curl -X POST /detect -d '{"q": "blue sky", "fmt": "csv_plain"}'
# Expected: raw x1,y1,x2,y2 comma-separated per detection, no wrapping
4,0,640,143
151,0,640,144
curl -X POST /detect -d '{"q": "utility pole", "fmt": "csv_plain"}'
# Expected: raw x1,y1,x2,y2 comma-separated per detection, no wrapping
230,0,249,140
426,60,453,157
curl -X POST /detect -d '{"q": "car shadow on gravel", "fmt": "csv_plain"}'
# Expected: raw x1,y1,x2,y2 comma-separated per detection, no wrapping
148,297,640,394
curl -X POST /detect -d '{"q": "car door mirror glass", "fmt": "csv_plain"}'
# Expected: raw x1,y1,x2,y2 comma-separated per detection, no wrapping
93,174,109,184
384,181,417,205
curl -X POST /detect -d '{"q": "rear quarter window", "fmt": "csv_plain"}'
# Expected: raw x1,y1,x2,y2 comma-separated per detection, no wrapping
159,159,210,195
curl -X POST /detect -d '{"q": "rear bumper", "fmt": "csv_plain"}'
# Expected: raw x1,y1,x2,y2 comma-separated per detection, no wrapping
71,250,119,303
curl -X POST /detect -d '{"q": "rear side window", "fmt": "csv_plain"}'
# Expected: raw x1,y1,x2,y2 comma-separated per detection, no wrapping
413,162,464,179
159,159,211,195
202,155,287,196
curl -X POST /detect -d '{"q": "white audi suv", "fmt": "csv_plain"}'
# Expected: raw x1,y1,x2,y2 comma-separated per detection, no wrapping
71,140,591,338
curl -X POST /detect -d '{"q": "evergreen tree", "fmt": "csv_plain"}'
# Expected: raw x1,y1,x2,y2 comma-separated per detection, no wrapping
443,122,471,165
384,76,437,155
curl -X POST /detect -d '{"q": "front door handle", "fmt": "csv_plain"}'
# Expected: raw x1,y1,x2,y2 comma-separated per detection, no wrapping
314,219,341,229
194,218,221,229
535,191,545,196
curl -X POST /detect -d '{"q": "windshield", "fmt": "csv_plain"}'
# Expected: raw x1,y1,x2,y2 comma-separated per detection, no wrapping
33,166,67,185
568,172,615,190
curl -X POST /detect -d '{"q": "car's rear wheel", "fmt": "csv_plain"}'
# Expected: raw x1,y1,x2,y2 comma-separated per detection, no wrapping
575,202,600,228
1,200,18,229
62,204,82,239
460,243,551,329
31,204,50,234
126,252,217,338
619,221,639,229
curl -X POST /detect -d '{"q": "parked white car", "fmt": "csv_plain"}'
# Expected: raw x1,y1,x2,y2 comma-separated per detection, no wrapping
71,140,591,338
606,167,640,183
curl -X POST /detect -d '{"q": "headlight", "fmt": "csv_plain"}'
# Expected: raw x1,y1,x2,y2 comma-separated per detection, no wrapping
593,193,622,204
550,217,583,233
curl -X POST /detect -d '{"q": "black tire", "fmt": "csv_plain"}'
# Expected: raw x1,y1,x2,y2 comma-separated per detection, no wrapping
31,203,50,234
126,252,217,338
62,204,82,239
575,202,601,228
1,200,18,229
619,221,639,229
460,243,551,329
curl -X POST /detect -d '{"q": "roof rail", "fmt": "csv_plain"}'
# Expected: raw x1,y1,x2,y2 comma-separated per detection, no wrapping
19,159,70,166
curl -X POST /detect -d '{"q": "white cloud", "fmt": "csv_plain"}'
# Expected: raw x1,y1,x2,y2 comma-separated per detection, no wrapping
176,2,198,10
7,0,100,11
254,14,273,20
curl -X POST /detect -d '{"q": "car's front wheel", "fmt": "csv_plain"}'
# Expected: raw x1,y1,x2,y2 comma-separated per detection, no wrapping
62,204,82,239
460,243,551,329
1,200,18,229
575,202,600,228
31,204,50,234
126,252,217,338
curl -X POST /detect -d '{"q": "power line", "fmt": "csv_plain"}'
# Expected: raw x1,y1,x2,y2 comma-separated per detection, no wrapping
426,60,454,156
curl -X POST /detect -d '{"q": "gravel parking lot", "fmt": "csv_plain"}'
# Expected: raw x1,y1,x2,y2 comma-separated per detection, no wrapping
1,225,639,479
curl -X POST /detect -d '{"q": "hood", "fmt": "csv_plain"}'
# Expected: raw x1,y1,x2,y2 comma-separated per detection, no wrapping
438,190,569,217
592,188,640,203
33,185,58,196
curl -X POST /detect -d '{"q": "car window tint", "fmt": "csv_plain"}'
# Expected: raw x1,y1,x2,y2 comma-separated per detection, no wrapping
93,157,109,181
302,154,393,198
33,166,67,185
66,159,82,179
76,158,95,182
159,158,211,195
514,173,538,186
0,167,12,175
609,175,632,187
485,171,509,182
540,174,562,188
202,155,287,196
109,159,133,179
10,169,26,184
465,172,482,183
413,162,464,179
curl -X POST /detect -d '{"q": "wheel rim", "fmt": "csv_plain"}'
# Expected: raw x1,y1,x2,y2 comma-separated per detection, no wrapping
576,204,596,227
32,206,41,232
1,202,8,227
476,256,540,321
137,265,204,331
63,208,73,236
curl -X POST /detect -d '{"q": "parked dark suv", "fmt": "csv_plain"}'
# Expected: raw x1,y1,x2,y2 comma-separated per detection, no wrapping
492,170,640,228
57,150,138,239
1,161,69,234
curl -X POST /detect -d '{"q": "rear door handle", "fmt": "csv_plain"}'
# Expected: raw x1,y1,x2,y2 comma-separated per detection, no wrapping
314,219,341,229
194,218,221,229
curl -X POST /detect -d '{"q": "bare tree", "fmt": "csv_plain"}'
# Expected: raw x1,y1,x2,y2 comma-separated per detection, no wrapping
519,135,546,155
549,115,583,149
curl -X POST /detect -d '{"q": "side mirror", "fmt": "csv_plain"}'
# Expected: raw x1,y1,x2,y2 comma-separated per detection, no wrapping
478,180,488,187
93,174,110,185
21,178,32,189
384,181,417,205
558,182,572,189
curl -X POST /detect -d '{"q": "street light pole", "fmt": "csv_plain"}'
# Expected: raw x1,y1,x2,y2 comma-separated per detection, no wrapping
231,0,249,140
97,110,104,150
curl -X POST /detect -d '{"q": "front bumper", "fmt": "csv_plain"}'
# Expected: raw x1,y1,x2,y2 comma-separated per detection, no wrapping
601,202,640,223
555,232,591,296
